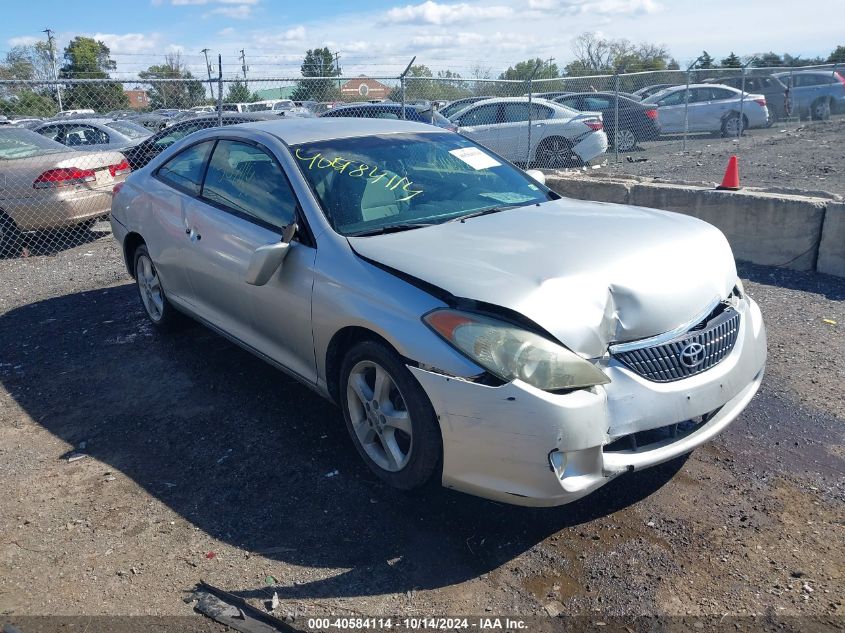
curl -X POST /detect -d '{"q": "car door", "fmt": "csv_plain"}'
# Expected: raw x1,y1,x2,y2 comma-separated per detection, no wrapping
454,103,504,156
147,139,216,303
654,88,688,132
182,137,318,382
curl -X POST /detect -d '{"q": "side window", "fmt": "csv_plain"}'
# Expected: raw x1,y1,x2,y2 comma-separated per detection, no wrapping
458,104,499,126
689,88,713,103
558,97,580,109
156,140,214,195
373,110,400,120
502,103,530,123
658,90,687,106
201,140,296,229
154,123,207,150
37,125,63,142
529,104,553,120
65,125,109,146
583,96,612,110
711,88,736,100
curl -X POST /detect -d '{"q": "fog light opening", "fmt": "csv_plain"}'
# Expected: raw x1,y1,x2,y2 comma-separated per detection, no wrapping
548,449,567,479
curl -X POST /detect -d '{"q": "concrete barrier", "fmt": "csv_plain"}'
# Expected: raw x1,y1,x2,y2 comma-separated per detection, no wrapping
544,173,839,276
817,202,845,277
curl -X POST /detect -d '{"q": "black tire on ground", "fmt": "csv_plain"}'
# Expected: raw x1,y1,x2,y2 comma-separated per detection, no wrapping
534,136,580,169
613,128,638,152
721,113,747,137
811,98,831,121
133,244,182,331
339,340,442,491
0,212,22,258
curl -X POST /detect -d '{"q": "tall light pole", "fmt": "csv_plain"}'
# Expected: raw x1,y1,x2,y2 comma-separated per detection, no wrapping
239,49,248,90
201,48,215,101
42,27,63,111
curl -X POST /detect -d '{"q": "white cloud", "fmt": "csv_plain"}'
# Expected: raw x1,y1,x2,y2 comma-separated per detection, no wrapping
383,1,512,25
528,0,661,14
7,35,40,47
92,32,162,53
205,4,254,19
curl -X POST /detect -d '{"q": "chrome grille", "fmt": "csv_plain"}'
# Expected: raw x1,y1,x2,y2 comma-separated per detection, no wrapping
614,307,740,382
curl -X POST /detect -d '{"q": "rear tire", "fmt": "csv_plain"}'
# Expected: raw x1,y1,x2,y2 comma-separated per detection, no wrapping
133,244,181,331
339,340,441,491
0,213,22,258
811,98,831,121
534,136,579,169
721,113,747,137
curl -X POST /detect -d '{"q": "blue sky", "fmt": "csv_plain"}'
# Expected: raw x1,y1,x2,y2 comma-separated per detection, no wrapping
2,0,841,78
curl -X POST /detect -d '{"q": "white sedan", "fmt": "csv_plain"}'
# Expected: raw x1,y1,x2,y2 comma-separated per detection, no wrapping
642,84,769,136
449,97,608,168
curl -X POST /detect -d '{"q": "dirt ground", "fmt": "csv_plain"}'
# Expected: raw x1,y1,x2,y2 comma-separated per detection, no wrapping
601,115,845,197
0,231,843,629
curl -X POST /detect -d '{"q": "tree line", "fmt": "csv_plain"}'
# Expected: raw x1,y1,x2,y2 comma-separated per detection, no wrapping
1,35,843,117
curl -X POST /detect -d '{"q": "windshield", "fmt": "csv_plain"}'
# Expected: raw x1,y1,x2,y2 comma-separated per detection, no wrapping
0,128,67,160
105,120,150,140
292,132,553,236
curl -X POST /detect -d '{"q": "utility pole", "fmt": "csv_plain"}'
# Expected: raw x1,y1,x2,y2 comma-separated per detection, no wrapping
546,56,555,78
201,48,215,101
334,51,342,90
239,49,248,90
42,27,63,111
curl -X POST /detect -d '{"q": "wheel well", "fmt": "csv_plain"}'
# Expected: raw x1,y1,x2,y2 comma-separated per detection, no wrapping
123,232,145,278
325,326,395,403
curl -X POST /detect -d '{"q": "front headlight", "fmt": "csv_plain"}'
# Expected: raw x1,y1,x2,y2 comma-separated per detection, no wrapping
423,309,610,391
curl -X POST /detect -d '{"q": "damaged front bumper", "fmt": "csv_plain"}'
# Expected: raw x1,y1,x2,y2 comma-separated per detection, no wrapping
409,296,766,507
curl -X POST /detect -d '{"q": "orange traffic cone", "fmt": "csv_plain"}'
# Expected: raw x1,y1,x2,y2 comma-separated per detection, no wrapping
717,155,741,190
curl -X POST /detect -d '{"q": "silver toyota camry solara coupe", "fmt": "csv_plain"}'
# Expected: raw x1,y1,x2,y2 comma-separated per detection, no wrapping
110,118,766,507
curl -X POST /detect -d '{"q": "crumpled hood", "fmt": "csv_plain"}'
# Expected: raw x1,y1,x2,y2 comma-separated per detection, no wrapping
348,198,737,358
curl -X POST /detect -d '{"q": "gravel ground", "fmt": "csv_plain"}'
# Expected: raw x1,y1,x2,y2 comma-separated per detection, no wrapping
601,115,845,197
0,234,842,628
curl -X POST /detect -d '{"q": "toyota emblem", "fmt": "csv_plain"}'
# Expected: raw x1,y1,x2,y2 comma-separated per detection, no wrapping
679,341,706,368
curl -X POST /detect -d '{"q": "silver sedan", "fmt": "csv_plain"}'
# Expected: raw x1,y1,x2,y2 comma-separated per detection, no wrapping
110,118,766,506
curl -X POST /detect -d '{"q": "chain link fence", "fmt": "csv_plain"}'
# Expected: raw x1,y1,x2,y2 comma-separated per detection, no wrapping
0,62,842,259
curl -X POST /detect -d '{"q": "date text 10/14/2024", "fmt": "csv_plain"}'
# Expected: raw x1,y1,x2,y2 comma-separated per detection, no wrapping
305,617,528,630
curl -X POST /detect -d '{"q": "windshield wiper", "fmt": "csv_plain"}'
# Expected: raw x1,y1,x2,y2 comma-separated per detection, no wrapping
448,204,521,223
348,222,435,237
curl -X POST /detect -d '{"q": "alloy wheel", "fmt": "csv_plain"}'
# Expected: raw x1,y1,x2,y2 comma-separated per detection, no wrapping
136,254,164,322
346,360,413,472
537,137,576,168
615,128,637,152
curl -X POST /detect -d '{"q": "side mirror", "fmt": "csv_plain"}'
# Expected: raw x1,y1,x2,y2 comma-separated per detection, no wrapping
244,222,297,286
525,169,546,186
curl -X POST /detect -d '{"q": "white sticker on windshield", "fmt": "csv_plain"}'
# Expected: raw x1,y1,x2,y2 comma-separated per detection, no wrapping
449,147,501,170
478,192,536,204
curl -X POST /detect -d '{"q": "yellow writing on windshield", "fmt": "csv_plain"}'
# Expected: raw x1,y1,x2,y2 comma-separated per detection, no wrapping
295,148,424,202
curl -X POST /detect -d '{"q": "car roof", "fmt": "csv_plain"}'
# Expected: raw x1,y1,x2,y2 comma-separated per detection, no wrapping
230,117,441,145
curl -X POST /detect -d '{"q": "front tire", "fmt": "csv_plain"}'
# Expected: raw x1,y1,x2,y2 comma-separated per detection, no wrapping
133,244,181,331
339,340,441,490
613,128,637,152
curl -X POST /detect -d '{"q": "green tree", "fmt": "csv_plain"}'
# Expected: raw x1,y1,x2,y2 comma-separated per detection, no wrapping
697,51,716,69
826,45,845,64
391,65,471,101
496,59,564,94
720,52,741,68
291,47,340,102
60,36,128,111
140,53,207,109
0,90,57,117
757,52,784,67
225,79,253,103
